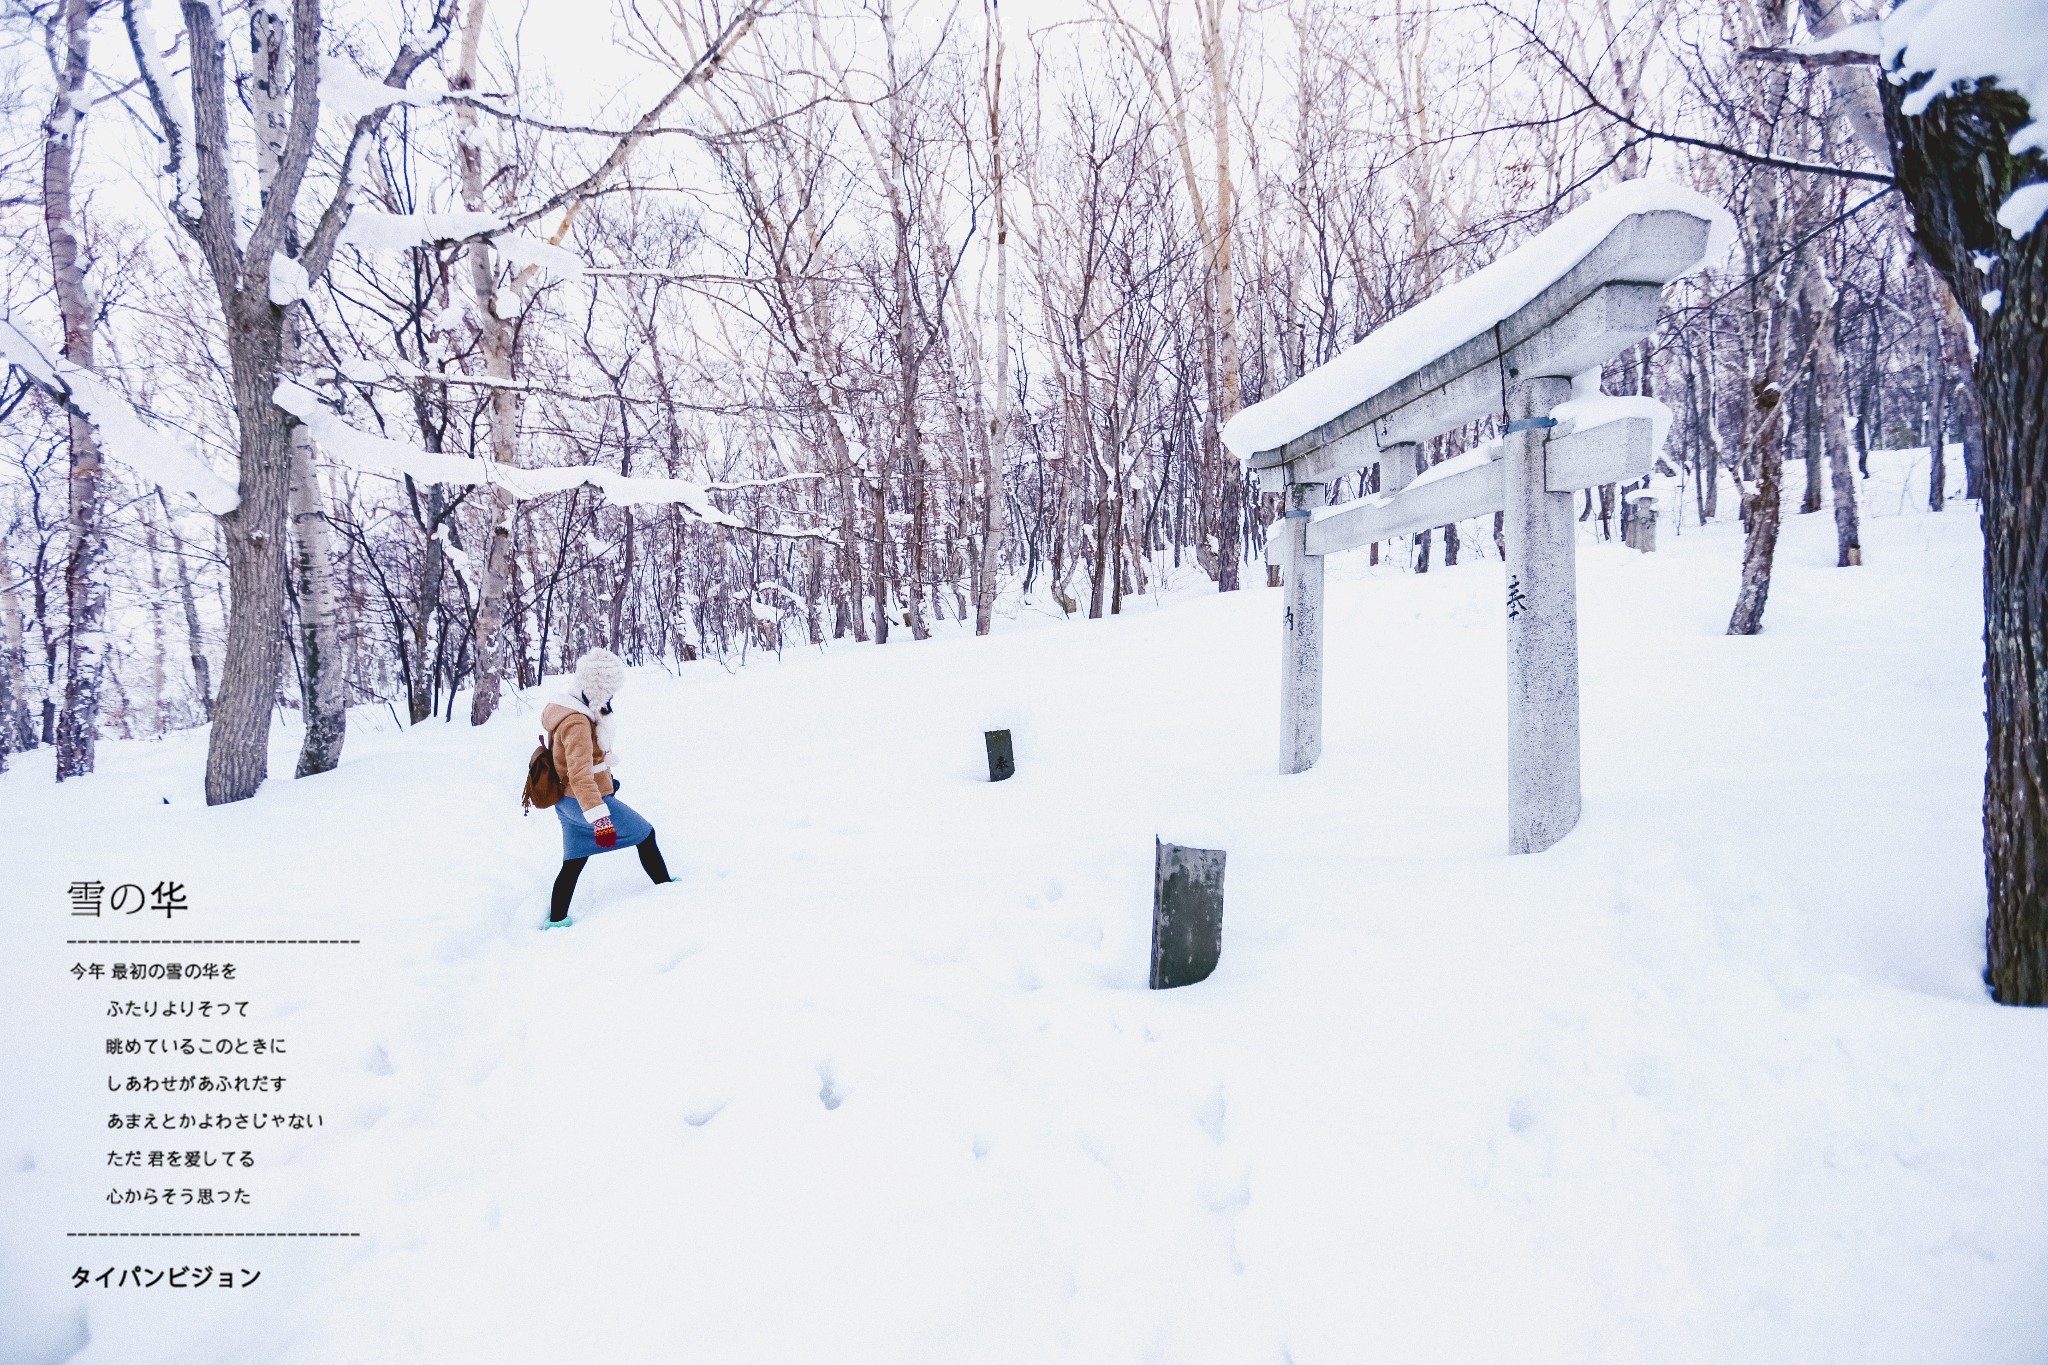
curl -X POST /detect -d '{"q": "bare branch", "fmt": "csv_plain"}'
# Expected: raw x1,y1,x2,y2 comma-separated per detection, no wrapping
1743,46,1881,68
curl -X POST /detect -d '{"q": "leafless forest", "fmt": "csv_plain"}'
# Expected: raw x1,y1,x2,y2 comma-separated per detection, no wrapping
0,0,1982,794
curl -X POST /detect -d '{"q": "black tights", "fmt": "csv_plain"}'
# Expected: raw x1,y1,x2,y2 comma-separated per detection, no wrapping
550,832,673,921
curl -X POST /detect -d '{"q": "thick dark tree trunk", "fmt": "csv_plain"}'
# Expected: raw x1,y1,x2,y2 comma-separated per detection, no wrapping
1884,77,2048,1004
206,291,294,805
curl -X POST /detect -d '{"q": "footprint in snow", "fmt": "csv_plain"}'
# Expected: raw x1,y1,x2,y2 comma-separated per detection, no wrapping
656,947,700,974
1195,1085,1228,1145
1200,1165,1252,1214
816,1062,845,1112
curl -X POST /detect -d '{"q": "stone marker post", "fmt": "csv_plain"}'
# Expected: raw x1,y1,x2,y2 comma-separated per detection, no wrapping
1279,481,1327,775
1627,492,1658,552
985,729,1015,782
1150,839,1226,989
1502,375,1581,853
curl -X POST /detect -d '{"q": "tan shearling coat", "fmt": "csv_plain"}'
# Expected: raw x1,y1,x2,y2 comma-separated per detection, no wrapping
541,701,615,821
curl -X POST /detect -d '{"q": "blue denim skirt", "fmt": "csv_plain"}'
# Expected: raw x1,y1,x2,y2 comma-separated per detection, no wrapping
556,792,654,860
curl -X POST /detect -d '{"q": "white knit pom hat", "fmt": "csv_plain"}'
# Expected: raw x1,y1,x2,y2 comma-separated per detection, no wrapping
573,648,626,706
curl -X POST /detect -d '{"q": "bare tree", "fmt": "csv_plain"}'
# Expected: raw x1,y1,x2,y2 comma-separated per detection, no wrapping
119,0,451,802
39,0,105,779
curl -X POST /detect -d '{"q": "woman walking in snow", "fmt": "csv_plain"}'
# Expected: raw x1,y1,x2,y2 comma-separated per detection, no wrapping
539,647,674,929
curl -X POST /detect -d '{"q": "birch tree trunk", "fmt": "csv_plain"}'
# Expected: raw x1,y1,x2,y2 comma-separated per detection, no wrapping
252,4,347,775
158,490,213,718
1728,376,1791,635
144,512,169,732
974,0,1009,636
1199,0,1243,591
1104,0,1243,590
1726,0,1804,636
46,0,105,780
451,0,525,724
0,532,24,774
1799,376,1824,514
288,432,346,772
1800,262,1862,567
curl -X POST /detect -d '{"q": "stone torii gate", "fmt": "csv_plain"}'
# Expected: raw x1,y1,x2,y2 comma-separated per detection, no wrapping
1222,183,1726,854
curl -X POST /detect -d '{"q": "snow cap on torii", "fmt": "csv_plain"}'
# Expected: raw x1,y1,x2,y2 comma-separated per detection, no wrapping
1221,178,1735,470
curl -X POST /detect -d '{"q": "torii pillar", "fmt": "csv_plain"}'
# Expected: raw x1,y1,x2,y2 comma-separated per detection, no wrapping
1502,375,1580,853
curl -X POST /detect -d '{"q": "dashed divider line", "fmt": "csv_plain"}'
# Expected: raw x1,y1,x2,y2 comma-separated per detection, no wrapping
66,940,361,945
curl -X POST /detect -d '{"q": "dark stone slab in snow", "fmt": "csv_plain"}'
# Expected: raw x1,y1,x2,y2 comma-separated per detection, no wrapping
985,729,1015,782
1150,839,1226,990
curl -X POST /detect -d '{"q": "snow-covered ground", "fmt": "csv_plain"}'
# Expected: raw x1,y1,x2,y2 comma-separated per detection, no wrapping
6,449,2045,1365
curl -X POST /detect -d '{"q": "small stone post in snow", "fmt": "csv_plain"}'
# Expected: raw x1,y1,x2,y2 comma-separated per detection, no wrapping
1626,491,1659,551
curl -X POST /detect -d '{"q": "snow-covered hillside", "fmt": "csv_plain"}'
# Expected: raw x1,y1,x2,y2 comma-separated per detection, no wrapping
5,451,2045,1365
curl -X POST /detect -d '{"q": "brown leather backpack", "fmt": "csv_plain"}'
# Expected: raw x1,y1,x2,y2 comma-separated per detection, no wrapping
521,714,575,814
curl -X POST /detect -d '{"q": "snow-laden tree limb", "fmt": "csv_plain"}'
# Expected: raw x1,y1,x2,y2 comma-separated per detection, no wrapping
320,53,446,122
120,0,199,221
273,381,827,536
0,317,239,513
332,356,757,414
336,210,587,278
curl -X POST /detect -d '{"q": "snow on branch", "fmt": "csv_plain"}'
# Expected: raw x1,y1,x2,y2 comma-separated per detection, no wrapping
338,208,498,251
0,317,240,514
122,0,200,222
328,357,748,411
704,472,829,493
274,381,821,534
320,54,446,123
337,210,586,278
